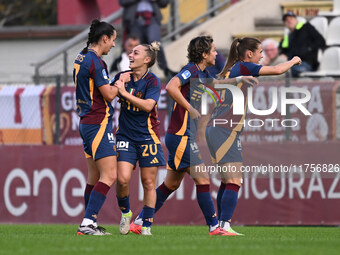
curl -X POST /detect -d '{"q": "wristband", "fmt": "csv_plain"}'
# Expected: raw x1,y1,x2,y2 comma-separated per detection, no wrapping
236,76,243,83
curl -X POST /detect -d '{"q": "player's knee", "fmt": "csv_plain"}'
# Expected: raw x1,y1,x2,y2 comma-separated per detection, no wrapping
117,175,130,187
193,178,210,186
142,178,156,191
226,179,242,187
100,174,116,187
165,181,181,191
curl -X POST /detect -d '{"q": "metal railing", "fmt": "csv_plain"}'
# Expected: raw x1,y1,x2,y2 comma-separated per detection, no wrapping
32,0,238,85
164,0,235,41
32,9,123,85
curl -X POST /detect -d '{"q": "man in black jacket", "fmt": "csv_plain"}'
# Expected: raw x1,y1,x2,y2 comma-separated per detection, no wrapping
119,0,175,78
279,11,326,77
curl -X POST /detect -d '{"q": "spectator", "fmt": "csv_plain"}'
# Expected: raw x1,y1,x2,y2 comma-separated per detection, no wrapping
260,38,287,80
262,38,286,66
279,11,325,77
119,0,175,78
110,34,140,73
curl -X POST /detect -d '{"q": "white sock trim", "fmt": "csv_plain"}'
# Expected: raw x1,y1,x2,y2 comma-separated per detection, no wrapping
209,224,219,232
219,220,231,230
81,218,94,226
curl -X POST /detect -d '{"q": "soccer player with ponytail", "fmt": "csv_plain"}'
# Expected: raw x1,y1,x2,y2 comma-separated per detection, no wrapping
205,37,301,235
130,36,256,236
113,42,165,236
73,19,131,235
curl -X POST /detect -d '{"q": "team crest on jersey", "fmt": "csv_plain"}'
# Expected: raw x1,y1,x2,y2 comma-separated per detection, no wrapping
102,69,109,80
136,91,143,98
181,70,191,80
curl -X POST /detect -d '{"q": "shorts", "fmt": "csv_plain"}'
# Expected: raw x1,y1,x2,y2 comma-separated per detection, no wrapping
79,119,117,161
165,133,203,171
205,126,242,164
116,135,165,168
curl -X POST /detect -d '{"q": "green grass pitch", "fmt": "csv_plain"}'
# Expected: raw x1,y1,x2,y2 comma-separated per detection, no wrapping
0,225,339,255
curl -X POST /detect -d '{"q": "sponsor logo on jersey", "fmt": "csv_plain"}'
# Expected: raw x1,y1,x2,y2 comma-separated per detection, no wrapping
237,139,242,150
190,142,199,152
107,133,115,142
117,141,129,150
181,70,191,80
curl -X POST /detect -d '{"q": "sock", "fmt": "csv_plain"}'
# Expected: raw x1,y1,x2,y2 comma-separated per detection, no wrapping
134,215,143,225
216,182,226,220
142,206,155,227
117,195,130,214
219,220,230,230
220,183,240,224
84,184,94,210
84,182,110,223
137,182,174,219
196,184,218,227
81,218,94,226
209,224,219,232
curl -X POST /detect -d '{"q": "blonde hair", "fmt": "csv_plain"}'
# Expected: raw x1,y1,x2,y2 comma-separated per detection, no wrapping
143,41,160,67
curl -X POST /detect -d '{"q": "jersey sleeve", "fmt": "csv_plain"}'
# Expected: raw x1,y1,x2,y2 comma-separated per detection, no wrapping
145,76,161,102
245,62,262,77
93,59,110,87
176,66,199,86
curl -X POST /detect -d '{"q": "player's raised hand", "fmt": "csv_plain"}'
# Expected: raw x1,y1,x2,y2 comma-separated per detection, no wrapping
114,80,127,96
241,76,259,86
119,71,133,83
292,56,302,65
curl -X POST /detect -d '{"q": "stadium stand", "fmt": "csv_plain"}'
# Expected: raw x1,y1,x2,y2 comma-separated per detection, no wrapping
310,16,328,38
326,16,340,45
280,1,333,17
300,46,340,76
319,0,340,16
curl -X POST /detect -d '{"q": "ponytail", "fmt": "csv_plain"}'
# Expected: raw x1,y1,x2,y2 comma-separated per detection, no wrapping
218,37,261,78
143,41,161,68
82,19,115,54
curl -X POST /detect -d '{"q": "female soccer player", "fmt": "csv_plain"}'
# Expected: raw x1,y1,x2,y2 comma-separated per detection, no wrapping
205,37,301,235
114,42,165,236
130,35,256,236
74,19,131,235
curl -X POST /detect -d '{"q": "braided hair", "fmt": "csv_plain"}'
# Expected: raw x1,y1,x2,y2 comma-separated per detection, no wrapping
82,19,116,54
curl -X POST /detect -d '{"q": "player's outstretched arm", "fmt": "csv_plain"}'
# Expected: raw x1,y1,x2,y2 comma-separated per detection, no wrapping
259,56,301,75
212,76,258,89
